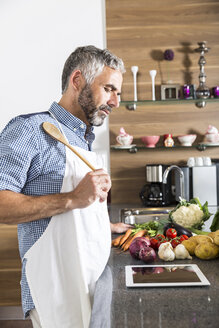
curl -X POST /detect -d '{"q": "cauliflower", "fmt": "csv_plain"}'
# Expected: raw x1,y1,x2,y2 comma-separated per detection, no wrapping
169,197,211,231
172,204,204,228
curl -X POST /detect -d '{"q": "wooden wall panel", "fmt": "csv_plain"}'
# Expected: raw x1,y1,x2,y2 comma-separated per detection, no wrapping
106,0,219,101
106,0,219,204
0,225,21,305
110,105,219,142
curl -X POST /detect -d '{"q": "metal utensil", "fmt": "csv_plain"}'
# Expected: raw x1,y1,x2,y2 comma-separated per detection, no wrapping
42,122,95,171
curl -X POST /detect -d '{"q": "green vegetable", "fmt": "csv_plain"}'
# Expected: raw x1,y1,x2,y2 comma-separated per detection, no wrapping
132,219,173,237
132,220,159,237
156,218,171,235
190,198,211,226
189,228,209,235
210,210,219,232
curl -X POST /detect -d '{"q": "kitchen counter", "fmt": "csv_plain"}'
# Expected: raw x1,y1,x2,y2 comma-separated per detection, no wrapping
104,204,219,328
107,247,219,328
0,206,218,327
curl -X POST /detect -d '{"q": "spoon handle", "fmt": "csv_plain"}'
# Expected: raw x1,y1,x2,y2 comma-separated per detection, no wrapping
42,122,95,171
65,143,96,171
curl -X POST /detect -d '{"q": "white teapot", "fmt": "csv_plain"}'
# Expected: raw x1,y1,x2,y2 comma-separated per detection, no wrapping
116,127,133,146
205,125,219,143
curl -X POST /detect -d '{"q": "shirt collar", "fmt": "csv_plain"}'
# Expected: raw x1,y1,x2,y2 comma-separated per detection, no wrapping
49,101,95,142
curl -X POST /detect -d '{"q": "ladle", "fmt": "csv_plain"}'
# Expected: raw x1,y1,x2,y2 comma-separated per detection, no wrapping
42,122,95,171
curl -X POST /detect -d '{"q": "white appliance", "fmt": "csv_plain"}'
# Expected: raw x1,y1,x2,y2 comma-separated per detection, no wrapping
192,166,217,206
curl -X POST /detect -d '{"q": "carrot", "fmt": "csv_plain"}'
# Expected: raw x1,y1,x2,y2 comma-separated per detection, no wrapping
122,229,147,252
112,235,124,247
121,235,133,250
119,228,133,247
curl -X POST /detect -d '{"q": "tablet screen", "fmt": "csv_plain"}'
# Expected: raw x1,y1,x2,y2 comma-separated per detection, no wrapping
125,264,210,287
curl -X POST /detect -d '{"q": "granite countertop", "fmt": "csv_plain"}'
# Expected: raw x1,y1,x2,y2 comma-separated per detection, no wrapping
107,248,219,328
104,204,219,328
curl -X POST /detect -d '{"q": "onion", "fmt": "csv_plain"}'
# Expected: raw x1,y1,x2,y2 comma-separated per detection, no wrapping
129,237,151,259
139,246,156,263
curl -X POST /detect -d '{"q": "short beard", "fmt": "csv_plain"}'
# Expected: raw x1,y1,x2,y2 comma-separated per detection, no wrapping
78,84,111,126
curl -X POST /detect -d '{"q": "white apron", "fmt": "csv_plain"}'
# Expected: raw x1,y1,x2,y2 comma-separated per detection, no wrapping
23,119,111,328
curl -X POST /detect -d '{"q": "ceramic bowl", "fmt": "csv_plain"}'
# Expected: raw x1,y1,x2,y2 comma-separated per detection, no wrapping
177,134,197,146
141,135,160,148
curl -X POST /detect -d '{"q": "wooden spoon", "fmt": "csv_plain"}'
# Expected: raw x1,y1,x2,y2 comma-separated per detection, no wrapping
42,122,95,171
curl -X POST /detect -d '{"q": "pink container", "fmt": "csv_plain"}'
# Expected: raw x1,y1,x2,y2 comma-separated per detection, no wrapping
141,136,160,148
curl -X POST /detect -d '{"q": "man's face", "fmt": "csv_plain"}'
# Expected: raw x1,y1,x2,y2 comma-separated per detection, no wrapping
78,66,123,126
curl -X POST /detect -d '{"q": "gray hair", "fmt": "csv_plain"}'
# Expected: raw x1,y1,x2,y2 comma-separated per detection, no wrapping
61,45,125,93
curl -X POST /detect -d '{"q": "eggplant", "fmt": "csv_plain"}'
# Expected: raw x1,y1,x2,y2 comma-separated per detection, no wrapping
163,222,193,238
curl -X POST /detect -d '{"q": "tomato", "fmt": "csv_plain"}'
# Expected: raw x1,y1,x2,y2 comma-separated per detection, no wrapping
156,234,165,240
154,234,168,248
150,238,159,250
179,235,185,242
178,234,189,243
182,234,189,240
157,239,168,248
171,238,181,248
166,228,177,239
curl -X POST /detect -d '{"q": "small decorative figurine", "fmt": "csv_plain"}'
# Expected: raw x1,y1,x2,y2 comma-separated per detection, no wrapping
164,134,174,147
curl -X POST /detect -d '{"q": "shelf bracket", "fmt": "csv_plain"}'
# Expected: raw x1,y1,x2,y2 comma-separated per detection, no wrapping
197,144,207,151
128,146,138,153
126,103,137,111
195,100,206,108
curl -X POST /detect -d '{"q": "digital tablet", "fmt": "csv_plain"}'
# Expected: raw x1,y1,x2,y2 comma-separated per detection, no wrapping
125,264,210,287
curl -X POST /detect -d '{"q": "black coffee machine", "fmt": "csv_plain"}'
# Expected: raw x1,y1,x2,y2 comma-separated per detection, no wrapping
139,164,174,207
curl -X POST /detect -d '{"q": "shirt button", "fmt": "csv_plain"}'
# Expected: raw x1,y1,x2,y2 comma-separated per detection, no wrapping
80,124,84,129
73,128,77,132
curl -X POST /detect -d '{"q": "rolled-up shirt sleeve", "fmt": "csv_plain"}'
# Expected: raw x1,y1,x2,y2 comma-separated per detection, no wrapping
0,117,41,193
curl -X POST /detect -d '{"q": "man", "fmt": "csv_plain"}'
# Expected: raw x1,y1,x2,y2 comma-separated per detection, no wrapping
0,46,130,327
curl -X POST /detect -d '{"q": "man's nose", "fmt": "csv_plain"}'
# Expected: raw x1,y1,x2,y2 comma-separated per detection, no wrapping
108,93,120,109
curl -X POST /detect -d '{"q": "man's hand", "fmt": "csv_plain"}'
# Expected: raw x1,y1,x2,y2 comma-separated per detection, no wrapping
110,222,133,234
68,169,111,209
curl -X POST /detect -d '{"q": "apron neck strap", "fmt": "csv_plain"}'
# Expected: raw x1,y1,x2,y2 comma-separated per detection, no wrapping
48,110,68,143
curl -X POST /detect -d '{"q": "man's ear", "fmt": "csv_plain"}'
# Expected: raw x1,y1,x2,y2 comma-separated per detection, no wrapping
69,70,84,91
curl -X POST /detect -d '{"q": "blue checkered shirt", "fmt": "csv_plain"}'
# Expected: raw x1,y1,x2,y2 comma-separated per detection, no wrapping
0,102,95,317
